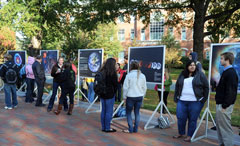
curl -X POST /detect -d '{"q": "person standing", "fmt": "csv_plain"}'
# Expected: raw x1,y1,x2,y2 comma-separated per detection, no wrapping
122,61,147,133
116,63,126,102
155,67,172,113
25,56,35,103
189,52,204,72
55,62,76,115
173,60,209,142
98,58,118,132
32,55,46,107
123,55,128,71
47,57,68,112
87,78,95,103
215,52,238,146
0,54,18,109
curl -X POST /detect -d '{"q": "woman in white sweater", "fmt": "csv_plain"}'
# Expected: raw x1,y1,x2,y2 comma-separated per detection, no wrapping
122,61,147,133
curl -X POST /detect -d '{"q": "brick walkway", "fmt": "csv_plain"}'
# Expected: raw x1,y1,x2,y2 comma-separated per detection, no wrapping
0,92,228,146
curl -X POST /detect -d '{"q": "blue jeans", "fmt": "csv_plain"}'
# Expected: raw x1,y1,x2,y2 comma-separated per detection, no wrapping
48,82,68,110
4,83,18,108
116,83,122,102
25,78,35,103
176,100,204,136
88,82,95,103
100,97,115,131
126,97,143,133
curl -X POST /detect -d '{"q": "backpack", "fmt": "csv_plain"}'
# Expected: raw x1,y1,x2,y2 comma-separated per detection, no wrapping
19,65,26,78
158,116,170,129
116,107,126,117
4,63,17,84
94,72,107,96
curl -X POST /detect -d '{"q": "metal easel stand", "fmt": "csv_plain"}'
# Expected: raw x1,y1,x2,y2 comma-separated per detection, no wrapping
85,95,102,114
111,100,126,122
144,100,175,130
74,87,90,107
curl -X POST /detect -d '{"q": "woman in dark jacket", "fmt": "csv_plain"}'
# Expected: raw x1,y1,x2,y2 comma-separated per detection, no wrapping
99,58,118,132
173,60,209,142
55,62,76,115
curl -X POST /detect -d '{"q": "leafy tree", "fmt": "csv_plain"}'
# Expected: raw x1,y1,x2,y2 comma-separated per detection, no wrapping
0,26,16,63
87,23,123,58
159,31,182,67
76,0,240,62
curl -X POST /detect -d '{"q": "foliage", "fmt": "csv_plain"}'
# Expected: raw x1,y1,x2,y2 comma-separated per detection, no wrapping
0,26,16,63
159,31,181,67
87,23,123,58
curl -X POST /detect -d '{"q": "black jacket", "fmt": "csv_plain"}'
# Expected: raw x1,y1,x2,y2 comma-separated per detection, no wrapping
174,71,209,103
32,61,45,82
51,64,65,83
215,68,238,109
0,61,18,83
62,68,76,90
101,73,118,99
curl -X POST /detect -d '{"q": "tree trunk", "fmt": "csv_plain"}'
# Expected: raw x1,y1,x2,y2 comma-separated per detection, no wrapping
30,30,42,56
193,4,205,63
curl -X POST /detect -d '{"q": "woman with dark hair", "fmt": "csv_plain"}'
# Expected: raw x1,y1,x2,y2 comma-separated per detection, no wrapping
99,58,118,132
173,60,209,142
122,61,147,133
55,62,76,115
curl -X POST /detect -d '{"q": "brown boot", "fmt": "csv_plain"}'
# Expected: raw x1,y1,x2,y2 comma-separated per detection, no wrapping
55,104,63,115
67,104,74,115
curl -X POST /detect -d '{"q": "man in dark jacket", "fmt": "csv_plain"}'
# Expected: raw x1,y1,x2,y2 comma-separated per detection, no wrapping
32,55,46,107
215,52,238,146
47,57,68,112
0,54,18,110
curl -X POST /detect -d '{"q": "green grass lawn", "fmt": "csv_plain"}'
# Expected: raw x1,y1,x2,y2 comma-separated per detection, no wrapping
142,90,240,127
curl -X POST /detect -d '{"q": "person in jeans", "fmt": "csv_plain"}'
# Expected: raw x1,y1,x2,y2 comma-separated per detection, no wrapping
25,56,35,103
55,62,76,115
122,61,147,133
173,60,209,142
116,63,126,102
32,55,46,107
47,57,68,112
215,52,238,146
87,78,95,103
99,58,118,133
155,67,172,113
0,54,18,110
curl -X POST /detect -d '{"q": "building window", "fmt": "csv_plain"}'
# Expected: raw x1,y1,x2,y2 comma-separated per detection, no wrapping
118,29,125,41
181,27,186,40
118,15,124,23
182,11,186,20
150,19,164,40
181,48,188,56
169,27,173,36
130,29,135,40
141,29,145,41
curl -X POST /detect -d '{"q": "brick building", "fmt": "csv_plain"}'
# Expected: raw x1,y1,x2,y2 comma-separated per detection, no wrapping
116,12,240,62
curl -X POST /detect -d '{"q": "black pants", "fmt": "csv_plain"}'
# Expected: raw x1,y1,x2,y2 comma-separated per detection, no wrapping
158,91,169,112
60,87,75,105
25,78,35,103
36,80,44,106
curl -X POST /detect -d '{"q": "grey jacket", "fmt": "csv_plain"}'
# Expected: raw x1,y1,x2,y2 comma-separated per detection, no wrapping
174,71,209,103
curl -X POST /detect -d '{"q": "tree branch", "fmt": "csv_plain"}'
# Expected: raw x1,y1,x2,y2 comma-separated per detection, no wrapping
204,3,240,22
204,0,212,13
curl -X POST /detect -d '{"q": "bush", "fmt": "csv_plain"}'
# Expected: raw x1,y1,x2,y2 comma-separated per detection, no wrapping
202,59,209,70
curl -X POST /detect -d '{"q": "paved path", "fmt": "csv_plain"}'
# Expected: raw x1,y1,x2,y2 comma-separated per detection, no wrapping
0,92,236,146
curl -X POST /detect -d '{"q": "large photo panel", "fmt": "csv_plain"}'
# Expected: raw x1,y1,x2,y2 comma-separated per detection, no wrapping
129,46,165,84
40,50,59,75
210,43,240,92
8,50,26,67
79,49,103,78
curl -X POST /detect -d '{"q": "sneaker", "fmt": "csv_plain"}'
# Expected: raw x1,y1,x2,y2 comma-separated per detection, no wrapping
13,105,17,108
4,106,12,110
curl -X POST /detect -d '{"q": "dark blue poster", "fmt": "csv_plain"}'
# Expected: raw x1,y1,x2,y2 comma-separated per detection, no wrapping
211,43,240,92
40,50,59,75
8,51,26,67
129,46,165,83
79,49,103,78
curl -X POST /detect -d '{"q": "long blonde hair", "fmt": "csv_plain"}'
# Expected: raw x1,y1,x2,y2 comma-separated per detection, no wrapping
130,61,141,79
